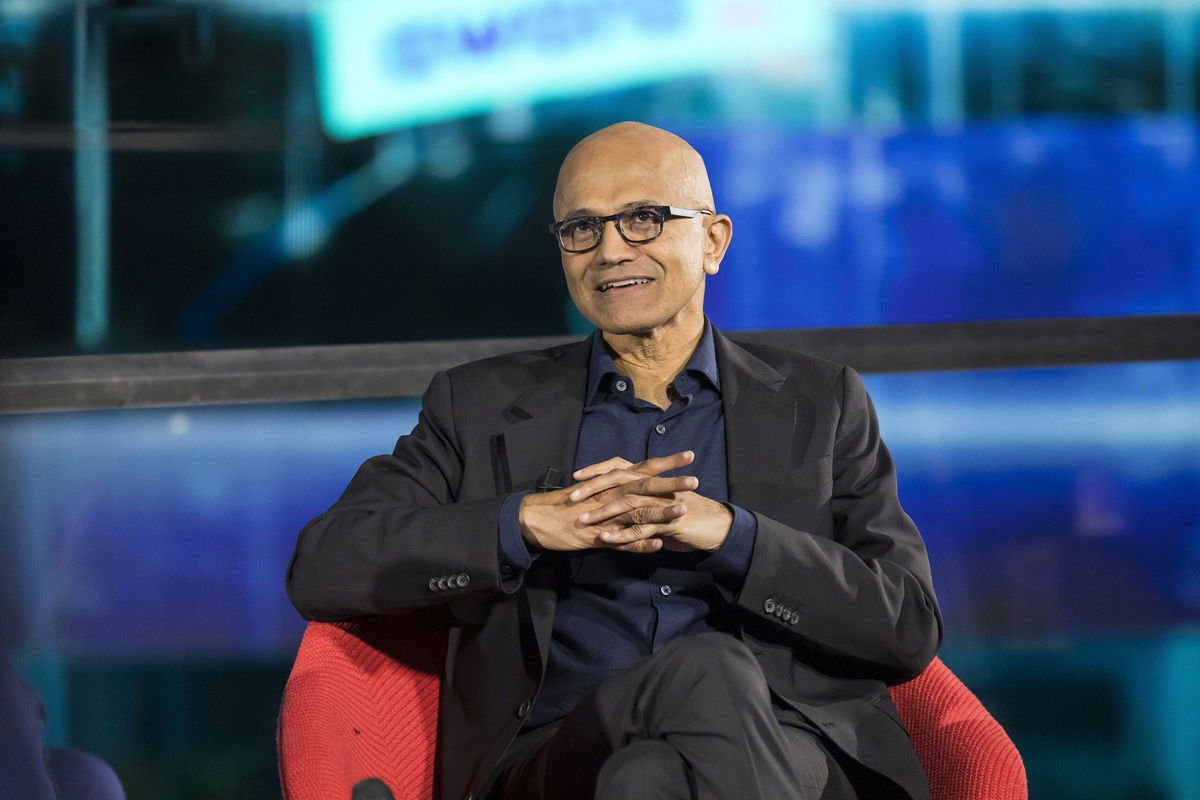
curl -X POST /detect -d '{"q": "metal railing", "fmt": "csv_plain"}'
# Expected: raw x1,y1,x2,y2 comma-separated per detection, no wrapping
2,314,1197,414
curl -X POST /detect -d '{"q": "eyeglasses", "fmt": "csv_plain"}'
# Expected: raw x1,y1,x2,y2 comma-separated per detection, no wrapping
548,205,713,253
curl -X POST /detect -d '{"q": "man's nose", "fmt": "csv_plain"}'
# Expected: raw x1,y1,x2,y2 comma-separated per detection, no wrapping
594,219,639,263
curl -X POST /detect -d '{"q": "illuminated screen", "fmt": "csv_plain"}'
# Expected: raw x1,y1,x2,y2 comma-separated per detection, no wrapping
3,360,1198,657
3,5,1200,358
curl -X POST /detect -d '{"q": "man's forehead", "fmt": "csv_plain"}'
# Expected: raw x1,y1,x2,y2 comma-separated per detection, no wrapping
557,158,671,201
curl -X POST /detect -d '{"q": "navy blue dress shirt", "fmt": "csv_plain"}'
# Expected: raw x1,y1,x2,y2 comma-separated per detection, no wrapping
497,323,758,728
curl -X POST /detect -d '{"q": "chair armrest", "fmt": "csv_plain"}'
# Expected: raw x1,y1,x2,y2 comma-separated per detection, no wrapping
889,657,1027,800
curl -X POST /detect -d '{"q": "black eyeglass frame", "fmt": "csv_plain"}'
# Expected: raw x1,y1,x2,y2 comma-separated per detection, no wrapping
547,205,714,253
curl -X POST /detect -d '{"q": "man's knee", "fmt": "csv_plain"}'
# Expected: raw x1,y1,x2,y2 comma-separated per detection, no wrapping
653,633,764,692
658,631,755,666
595,740,690,800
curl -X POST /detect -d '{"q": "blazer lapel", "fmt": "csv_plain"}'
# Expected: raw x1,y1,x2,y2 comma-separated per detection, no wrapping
498,336,590,667
715,330,798,519
500,337,590,493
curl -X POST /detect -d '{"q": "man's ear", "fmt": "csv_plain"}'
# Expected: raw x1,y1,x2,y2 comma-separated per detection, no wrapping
703,214,733,275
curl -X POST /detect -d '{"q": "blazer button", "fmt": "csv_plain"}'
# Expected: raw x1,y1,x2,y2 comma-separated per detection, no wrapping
517,699,532,718
763,598,776,614
437,576,450,591
456,573,470,588
428,577,439,592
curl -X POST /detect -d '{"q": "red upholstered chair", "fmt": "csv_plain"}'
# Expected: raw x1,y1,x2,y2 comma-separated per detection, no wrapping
278,614,1027,800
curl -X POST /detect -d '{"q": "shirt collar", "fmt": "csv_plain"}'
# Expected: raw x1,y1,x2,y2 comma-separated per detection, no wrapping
585,319,721,401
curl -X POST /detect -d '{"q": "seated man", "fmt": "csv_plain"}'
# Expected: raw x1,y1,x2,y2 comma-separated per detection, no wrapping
287,121,942,799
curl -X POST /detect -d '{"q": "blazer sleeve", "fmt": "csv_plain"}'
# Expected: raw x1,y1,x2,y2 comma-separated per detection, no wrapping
286,369,506,621
734,366,942,683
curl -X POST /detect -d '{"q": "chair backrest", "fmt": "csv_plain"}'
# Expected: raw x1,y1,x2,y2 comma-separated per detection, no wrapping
278,613,445,800
279,618,1026,800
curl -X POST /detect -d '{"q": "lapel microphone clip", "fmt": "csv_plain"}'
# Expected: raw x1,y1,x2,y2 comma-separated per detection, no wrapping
534,467,567,493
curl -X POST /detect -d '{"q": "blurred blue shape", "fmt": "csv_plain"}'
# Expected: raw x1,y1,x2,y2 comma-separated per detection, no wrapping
0,399,420,658
688,117,1200,328
866,360,1200,640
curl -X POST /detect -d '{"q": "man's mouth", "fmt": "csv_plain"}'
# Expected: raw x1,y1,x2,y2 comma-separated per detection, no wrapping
597,278,653,293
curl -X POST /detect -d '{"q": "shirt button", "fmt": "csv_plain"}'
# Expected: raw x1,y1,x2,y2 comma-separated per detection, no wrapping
654,423,667,435
659,585,672,596
615,379,628,391
517,699,532,718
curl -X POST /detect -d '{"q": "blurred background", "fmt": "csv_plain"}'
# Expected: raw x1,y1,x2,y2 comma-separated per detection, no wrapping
1,0,1199,797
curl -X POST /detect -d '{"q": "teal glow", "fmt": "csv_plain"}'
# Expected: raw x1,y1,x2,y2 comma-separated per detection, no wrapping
72,2,109,351
311,0,834,139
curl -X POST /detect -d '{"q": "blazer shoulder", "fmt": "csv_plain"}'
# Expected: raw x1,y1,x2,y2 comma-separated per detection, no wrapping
443,338,588,383
723,336,848,385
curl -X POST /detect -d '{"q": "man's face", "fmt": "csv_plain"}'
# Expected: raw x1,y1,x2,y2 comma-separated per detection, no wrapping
553,143,727,337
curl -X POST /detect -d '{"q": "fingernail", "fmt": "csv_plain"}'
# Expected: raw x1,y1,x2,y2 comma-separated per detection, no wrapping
569,490,580,500
578,512,589,522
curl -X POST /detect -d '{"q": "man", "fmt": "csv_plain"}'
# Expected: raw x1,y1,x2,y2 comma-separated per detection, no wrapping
287,122,941,799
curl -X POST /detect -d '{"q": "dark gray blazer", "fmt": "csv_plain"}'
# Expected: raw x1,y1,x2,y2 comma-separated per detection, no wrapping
287,327,942,800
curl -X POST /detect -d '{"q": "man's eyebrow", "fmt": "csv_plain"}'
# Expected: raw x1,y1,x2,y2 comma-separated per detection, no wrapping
561,200,661,219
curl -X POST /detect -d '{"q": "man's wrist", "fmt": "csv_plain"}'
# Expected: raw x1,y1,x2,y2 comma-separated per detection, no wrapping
699,497,735,551
498,492,535,577
517,493,540,547
697,504,757,591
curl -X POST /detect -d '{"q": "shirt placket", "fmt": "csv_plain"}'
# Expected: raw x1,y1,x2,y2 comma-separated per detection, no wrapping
646,374,696,651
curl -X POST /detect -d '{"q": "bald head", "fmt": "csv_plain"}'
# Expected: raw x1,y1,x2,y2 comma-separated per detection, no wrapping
553,122,715,218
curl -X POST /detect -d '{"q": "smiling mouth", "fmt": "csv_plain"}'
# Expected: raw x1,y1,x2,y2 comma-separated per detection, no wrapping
597,278,653,292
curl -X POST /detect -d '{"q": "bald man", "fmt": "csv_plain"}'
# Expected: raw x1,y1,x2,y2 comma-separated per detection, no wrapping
288,122,942,800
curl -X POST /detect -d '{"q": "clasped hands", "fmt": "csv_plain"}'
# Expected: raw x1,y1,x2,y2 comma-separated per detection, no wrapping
518,451,732,554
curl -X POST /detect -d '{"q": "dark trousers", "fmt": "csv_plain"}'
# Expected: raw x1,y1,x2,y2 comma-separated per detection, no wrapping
488,632,860,800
